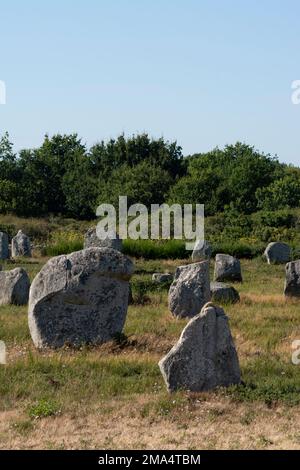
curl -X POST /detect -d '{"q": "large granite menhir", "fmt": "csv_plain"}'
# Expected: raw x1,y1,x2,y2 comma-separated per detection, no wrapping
159,302,241,392
28,248,134,348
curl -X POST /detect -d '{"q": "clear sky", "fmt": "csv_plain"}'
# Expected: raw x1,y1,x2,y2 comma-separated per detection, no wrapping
0,0,300,164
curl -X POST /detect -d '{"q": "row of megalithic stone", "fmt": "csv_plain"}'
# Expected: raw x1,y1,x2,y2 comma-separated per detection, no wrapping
1,228,300,393
0,230,31,306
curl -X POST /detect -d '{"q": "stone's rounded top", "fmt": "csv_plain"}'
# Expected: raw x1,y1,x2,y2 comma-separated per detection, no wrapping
29,247,134,309
34,247,134,286
14,230,27,239
267,241,290,249
199,302,228,318
174,260,210,280
84,227,123,252
211,281,228,289
215,253,238,262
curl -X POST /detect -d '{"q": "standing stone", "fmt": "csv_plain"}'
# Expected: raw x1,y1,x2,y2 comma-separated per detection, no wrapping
264,242,291,265
168,261,210,318
84,227,123,252
192,240,212,262
0,268,30,306
28,247,134,349
11,230,31,258
214,254,242,282
159,302,241,392
152,273,173,283
284,260,300,297
210,282,240,304
0,232,9,260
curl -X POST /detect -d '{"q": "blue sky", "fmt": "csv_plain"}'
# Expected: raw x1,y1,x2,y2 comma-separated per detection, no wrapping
0,0,300,163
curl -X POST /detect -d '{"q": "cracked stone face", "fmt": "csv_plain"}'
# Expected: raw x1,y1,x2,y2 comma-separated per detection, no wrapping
28,247,134,348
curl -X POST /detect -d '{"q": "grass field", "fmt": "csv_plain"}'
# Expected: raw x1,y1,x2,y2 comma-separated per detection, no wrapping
0,256,300,450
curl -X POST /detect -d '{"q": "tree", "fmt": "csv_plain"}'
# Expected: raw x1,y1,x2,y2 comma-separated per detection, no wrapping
97,161,173,209
17,134,87,216
90,133,186,180
256,173,300,210
171,143,281,215
62,150,98,219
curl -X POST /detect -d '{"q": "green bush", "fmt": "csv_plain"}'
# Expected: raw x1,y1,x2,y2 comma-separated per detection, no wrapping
43,231,83,256
28,399,61,419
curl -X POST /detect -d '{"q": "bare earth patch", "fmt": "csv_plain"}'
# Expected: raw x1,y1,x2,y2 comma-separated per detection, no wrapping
1,397,299,450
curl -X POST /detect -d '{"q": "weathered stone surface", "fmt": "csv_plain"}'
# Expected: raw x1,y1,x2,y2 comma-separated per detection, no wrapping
284,260,300,297
28,247,134,348
192,240,212,262
0,232,9,260
168,261,211,318
0,268,30,306
210,282,240,304
84,227,123,252
152,273,173,283
159,302,241,392
214,254,242,282
264,242,291,265
11,230,31,258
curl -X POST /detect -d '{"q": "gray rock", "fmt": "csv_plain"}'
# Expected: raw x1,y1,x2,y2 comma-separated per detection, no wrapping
210,282,240,304
168,261,211,318
84,227,123,252
152,273,173,283
0,268,30,306
284,260,300,297
28,247,134,349
159,302,241,392
192,240,212,262
11,230,31,258
214,254,242,282
0,232,9,260
264,242,291,265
